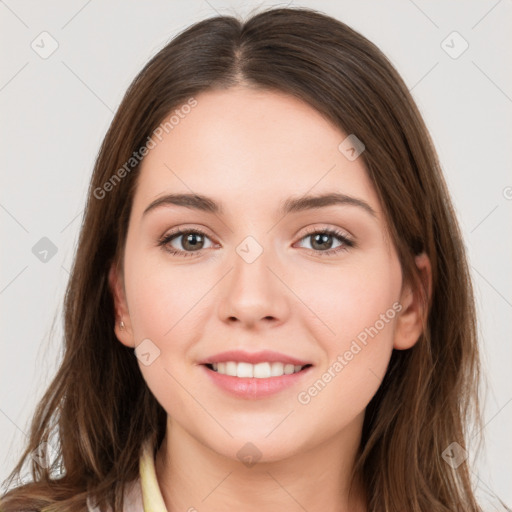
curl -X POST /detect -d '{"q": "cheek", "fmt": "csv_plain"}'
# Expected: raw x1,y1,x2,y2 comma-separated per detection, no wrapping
125,251,206,341
124,251,212,412
295,254,401,345
297,336,393,435
294,255,400,412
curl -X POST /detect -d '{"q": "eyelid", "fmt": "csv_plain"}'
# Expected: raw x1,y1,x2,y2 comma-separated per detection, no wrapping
158,224,217,244
299,224,353,241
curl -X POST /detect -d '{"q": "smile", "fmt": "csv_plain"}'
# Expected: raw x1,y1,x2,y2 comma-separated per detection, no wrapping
206,361,310,378
202,362,313,399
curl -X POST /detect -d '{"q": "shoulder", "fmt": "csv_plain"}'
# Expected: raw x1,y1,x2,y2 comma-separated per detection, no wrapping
86,478,143,512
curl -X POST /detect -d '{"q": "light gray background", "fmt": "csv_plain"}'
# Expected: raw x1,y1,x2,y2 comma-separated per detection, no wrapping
1,0,511,507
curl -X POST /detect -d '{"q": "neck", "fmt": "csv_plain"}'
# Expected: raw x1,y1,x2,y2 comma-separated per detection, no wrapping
154,418,367,512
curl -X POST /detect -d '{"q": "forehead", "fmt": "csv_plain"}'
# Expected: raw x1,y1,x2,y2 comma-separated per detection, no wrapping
131,86,380,219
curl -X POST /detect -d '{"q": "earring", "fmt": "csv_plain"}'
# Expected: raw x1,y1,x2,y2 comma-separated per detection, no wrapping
119,320,125,330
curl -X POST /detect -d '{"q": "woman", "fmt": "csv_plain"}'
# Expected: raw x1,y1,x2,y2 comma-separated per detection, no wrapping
1,6,501,512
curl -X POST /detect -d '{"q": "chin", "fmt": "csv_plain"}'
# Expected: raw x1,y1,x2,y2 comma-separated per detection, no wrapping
206,430,307,465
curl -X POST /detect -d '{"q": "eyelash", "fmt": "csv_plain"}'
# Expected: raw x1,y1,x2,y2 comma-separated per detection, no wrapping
157,226,355,258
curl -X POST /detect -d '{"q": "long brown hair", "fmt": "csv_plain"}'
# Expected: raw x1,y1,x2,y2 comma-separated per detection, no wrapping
1,6,492,511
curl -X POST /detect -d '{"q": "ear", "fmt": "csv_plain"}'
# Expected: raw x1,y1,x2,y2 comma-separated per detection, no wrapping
393,252,432,350
108,261,135,348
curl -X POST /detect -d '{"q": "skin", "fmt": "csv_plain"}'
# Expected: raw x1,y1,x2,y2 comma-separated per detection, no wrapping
109,85,431,512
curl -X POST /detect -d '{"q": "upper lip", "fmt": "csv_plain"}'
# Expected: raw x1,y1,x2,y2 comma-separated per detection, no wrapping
199,350,312,367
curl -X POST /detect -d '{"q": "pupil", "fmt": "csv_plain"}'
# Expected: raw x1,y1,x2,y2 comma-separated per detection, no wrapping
313,233,332,250
185,233,202,250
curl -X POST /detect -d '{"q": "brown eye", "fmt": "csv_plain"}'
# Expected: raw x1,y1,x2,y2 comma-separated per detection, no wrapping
178,232,205,251
309,232,336,251
158,228,214,257
296,227,355,256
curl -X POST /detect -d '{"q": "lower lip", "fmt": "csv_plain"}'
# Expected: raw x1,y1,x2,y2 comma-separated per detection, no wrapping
201,364,313,399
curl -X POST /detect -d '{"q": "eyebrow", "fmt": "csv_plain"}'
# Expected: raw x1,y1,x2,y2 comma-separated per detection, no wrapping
142,192,377,219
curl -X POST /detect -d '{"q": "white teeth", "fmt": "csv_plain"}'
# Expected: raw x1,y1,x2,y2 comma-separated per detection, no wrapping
270,362,284,377
210,361,305,378
284,364,295,375
226,361,238,377
237,362,253,378
254,362,271,378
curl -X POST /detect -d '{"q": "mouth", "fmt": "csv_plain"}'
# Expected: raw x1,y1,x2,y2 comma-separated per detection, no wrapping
201,361,314,399
203,361,313,378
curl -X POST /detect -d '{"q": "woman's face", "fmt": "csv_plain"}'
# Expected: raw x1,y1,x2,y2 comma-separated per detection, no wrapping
110,85,426,463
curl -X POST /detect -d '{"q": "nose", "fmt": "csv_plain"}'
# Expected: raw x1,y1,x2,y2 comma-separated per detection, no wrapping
217,240,290,330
